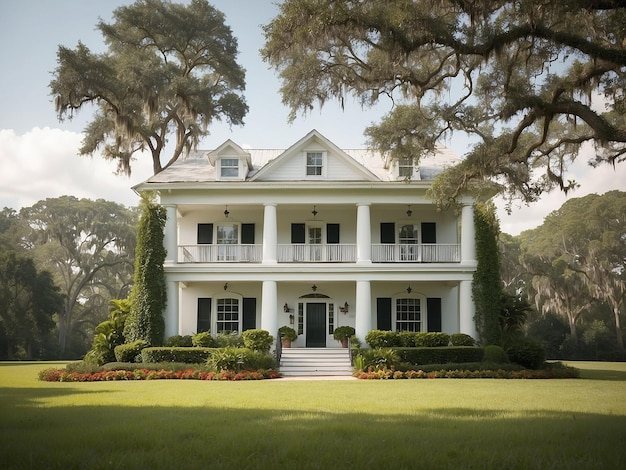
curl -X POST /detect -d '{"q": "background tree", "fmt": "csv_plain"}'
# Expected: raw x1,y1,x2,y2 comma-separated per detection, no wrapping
50,0,248,176
263,0,626,206
0,252,63,359
20,196,137,357
472,202,502,345
123,196,166,346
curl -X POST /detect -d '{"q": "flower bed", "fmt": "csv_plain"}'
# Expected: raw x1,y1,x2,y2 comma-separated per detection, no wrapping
39,368,281,382
354,365,580,380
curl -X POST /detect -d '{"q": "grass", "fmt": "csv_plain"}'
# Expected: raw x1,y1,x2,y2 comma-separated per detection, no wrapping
1,362,625,469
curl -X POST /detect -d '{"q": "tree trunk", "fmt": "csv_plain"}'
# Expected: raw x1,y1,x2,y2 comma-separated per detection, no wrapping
613,307,624,351
567,313,578,346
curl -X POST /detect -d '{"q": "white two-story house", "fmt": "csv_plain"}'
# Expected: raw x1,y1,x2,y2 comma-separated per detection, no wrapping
134,130,478,347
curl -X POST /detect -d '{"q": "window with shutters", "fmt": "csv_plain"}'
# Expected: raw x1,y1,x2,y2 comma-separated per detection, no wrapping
395,298,421,332
216,298,240,333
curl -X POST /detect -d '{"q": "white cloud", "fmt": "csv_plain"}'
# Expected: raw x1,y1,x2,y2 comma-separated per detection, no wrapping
0,127,153,210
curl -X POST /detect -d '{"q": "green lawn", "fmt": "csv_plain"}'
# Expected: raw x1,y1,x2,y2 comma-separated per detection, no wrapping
1,362,625,469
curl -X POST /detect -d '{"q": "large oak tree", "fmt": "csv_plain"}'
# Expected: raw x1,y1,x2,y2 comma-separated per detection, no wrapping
263,0,625,206
50,0,248,176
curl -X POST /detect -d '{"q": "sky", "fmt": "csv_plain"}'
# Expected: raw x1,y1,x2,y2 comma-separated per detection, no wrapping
1,0,625,235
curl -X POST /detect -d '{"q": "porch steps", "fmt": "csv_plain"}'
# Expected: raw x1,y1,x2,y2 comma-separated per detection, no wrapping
279,348,353,376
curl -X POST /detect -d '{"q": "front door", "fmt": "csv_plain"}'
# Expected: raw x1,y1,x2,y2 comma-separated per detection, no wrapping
306,303,326,347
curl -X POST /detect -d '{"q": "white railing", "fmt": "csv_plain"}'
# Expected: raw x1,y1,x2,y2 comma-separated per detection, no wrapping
179,245,262,263
277,244,357,262
371,244,460,263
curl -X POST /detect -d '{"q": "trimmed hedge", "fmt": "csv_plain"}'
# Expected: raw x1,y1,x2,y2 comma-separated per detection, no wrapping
114,340,149,363
366,330,452,348
395,347,484,365
141,347,216,364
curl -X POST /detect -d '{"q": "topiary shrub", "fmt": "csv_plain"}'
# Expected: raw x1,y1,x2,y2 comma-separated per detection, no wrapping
417,332,450,347
482,344,509,363
365,330,401,348
215,332,244,348
192,331,216,348
506,337,546,369
450,333,476,346
208,347,276,372
396,347,484,365
141,347,215,363
165,335,193,347
114,340,149,363
242,329,274,352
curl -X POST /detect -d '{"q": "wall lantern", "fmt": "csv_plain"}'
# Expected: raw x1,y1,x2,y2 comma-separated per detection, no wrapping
406,205,413,217
289,314,295,325
312,205,318,218
311,284,317,292
339,302,349,314
284,303,293,313
406,285,412,294
224,282,229,291
224,205,230,218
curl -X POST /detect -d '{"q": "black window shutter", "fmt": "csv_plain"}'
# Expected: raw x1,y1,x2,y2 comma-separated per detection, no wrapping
427,297,442,332
380,223,395,244
197,223,213,244
197,298,212,332
376,298,392,331
327,224,340,244
241,224,255,244
421,222,437,244
291,223,305,243
242,298,257,331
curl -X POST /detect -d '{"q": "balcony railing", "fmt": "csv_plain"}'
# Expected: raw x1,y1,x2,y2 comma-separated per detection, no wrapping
277,244,356,262
371,243,460,262
178,243,460,263
179,245,262,263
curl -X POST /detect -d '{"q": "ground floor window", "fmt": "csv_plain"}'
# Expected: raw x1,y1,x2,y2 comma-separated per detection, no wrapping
396,298,421,332
216,298,240,333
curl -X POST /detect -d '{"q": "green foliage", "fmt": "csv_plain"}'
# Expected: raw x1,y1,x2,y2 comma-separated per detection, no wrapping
50,0,247,176
215,331,244,348
506,338,546,370
395,347,485,366
482,345,509,364
165,335,193,347
124,197,166,346
332,326,355,341
242,329,274,352
473,202,502,346
141,347,214,364
355,348,401,371
499,293,532,347
192,331,216,348
450,333,476,347
207,347,277,372
365,330,401,348
114,340,149,363
278,325,297,341
84,299,130,365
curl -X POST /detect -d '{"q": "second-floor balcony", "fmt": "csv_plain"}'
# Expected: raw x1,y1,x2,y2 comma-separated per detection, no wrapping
178,243,460,264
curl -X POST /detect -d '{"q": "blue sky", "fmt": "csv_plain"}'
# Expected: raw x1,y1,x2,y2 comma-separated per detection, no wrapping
1,0,624,235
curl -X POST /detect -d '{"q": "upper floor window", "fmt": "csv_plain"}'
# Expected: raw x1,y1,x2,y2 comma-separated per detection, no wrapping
220,158,239,178
306,152,323,176
398,157,413,178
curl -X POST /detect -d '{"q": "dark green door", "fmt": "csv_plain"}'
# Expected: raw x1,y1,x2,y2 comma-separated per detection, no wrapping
306,303,326,347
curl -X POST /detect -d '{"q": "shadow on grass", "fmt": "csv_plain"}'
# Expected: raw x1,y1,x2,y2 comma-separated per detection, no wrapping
1,387,624,470
578,368,626,381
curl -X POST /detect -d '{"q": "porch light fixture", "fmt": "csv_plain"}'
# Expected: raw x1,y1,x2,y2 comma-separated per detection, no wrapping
312,205,318,218
339,302,349,314
406,205,413,217
311,284,317,292
284,303,293,313
289,314,295,325
406,285,412,294
224,205,230,218
224,282,229,291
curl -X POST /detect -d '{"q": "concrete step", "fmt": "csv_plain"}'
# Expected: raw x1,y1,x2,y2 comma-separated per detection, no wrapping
279,348,353,377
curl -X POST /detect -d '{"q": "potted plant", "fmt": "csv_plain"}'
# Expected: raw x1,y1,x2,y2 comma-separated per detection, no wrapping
278,325,297,348
333,326,356,348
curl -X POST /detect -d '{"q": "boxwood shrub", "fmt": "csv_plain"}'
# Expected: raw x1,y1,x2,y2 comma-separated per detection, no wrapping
366,330,450,348
506,337,546,370
365,330,402,348
141,347,215,364
165,335,193,347
450,333,476,346
192,331,216,348
395,346,484,365
241,329,274,352
114,340,149,363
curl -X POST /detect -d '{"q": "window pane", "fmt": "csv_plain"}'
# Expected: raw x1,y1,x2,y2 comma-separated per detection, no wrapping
396,298,421,332
217,298,239,333
306,152,323,175
221,158,239,177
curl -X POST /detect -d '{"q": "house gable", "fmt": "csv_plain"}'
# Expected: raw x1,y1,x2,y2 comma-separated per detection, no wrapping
250,130,380,182
208,139,253,181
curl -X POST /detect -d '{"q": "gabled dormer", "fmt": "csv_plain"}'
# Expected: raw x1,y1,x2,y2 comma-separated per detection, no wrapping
208,140,253,181
384,155,421,181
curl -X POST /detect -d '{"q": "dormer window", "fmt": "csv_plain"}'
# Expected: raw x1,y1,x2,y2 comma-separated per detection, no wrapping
220,158,239,178
306,152,323,176
398,157,413,178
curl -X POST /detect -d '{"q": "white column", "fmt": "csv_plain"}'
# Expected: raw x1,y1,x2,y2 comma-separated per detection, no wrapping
355,280,372,341
164,281,179,339
262,204,277,264
461,204,476,263
459,280,477,340
261,280,278,335
164,205,177,264
356,203,371,264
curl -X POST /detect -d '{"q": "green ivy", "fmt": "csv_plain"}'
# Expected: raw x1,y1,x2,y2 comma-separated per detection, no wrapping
123,196,167,346
472,202,502,346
